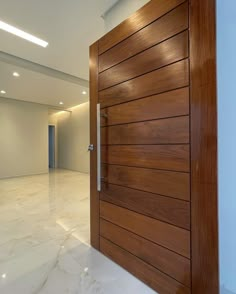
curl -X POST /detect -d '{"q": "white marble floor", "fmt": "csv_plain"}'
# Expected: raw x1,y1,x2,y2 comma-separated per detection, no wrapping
0,169,155,294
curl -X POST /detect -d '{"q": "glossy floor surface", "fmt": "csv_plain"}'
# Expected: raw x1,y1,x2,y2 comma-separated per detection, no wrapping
0,169,155,294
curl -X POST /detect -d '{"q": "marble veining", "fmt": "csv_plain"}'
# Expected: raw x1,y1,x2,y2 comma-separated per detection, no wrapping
0,169,155,294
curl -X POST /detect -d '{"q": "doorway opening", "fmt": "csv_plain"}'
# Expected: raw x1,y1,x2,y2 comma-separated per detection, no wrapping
48,125,55,169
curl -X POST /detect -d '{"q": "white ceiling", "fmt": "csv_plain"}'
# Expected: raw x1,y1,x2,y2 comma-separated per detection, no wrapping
0,0,119,107
0,61,89,108
0,0,118,79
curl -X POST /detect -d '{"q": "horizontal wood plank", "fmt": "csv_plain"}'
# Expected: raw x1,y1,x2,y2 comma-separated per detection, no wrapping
102,164,190,201
99,2,188,71
99,31,189,90
100,219,191,286
100,238,190,294
101,116,189,145
100,201,190,258
98,0,186,54
101,87,189,126
99,59,189,108
100,183,190,229
101,144,190,172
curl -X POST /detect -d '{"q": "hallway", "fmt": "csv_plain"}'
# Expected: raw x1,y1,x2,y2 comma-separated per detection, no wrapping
0,169,154,294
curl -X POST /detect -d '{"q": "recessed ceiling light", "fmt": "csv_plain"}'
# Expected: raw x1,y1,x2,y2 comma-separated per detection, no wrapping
13,72,20,77
0,20,48,48
1,90,6,94
1,274,6,279
82,91,87,95
59,102,64,105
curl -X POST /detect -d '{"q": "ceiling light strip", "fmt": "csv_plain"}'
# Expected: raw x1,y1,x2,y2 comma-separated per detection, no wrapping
0,20,48,48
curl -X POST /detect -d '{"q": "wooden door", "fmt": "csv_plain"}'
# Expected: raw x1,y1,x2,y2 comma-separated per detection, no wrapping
90,1,219,293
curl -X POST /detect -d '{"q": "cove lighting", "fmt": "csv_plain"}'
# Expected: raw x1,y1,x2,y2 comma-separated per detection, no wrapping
13,72,20,77
0,20,48,48
1,90,6,94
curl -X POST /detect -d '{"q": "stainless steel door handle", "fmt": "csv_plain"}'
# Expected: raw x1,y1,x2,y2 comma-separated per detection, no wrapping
97,104,101,192
88,144,94,151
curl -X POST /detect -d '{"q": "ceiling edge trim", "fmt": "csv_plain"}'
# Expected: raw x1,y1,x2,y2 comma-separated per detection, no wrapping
0,51,89,87
0,94,72,112
101,0,121,18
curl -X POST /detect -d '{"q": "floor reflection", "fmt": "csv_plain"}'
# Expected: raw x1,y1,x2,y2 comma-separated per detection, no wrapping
0,169,155,293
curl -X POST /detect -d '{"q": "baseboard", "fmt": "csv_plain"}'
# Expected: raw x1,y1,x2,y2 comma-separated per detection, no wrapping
0,170,49,180
56,167,90,175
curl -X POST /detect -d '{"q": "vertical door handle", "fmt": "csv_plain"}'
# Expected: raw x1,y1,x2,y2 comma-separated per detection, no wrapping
97,104,101,192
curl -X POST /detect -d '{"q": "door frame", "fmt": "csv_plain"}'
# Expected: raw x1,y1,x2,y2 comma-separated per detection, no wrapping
189,0,219,292
89,0,219,292
90,43,100,249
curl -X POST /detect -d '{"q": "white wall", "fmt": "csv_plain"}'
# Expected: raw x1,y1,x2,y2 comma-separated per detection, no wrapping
51,102,90,174
217,1,236,293
104,0,150,32
0,98,48,179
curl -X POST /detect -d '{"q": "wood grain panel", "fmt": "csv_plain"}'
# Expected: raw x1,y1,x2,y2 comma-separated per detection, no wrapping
89,42,99,249
99,0,186,54
101,87,189,126
100,219,191,286
99,31,189,90
102,116,189,145
101,145,190,172
99,59,189,108
190,0,219,292
99,2,188,72
100,201,190,258
101,183,190,229
90,0,219,291
100,238,190,294
102,164,190,201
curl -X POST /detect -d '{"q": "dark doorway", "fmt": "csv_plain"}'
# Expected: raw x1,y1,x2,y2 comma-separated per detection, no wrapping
48,125,55,168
